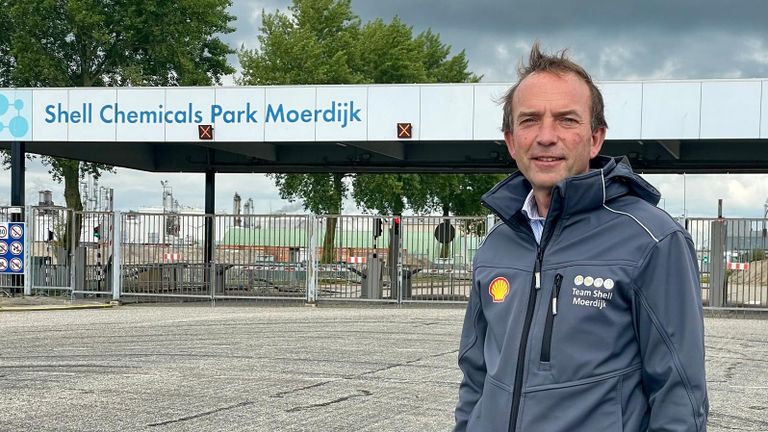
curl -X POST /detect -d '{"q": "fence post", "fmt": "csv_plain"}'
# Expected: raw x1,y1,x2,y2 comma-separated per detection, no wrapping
69,210,76,298
306,215,318,303
710,219,727,307
392,216,402,303
210,260,216,303
485,214,495,236
23,205,32,296
112,211,122,301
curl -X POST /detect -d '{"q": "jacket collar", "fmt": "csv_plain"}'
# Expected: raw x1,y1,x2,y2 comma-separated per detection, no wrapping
481,155,660,223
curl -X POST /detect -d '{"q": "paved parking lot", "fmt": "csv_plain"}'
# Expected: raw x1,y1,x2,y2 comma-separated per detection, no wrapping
0,305,766,431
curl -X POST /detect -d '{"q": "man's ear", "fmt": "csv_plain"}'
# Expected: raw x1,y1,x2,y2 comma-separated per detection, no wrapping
590,126,606,158
504,130,517,160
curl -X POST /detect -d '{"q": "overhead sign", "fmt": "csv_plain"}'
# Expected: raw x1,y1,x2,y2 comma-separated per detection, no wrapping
0,222,24,274
0,84,509,143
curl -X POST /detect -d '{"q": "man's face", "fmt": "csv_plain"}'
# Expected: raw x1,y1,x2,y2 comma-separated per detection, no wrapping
504,71,606,194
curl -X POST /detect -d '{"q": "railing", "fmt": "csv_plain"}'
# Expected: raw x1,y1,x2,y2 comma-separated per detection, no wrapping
687,217,768,307
3,206,765,307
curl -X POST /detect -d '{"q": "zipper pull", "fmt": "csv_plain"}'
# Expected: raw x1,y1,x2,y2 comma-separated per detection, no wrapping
534,248,543,289
552,273,563,315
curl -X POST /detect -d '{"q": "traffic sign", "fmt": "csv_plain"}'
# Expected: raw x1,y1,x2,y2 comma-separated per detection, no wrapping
9,257,22,272
10,224,23,239
10,241,23,255
0,223,24,274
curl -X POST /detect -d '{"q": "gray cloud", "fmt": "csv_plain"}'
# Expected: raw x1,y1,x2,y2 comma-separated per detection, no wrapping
226,1,768,83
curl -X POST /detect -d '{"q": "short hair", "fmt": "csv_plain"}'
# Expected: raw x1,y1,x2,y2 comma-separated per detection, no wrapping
501,42,607,132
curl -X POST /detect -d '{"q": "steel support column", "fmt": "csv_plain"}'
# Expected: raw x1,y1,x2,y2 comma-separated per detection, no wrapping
11,141,25,207
204,171,215,295
204,170,215,264
11,142,24,294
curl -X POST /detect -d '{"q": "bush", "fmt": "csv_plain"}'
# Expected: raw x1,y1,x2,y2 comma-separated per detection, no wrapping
750,249,766,261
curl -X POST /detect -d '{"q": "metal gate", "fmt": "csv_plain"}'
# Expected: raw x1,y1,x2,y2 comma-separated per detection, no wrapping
399,216,485,303
687,217,768,307
120,212,212,300
71,211,115,297
28,207,72,296
214,214,308,301
314,215,395,303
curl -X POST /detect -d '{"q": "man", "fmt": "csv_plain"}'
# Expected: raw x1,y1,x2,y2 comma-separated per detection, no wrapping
454,43,708,432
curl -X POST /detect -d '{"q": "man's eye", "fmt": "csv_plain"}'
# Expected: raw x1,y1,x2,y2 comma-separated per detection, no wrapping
519,118,536,125
561,117,580,125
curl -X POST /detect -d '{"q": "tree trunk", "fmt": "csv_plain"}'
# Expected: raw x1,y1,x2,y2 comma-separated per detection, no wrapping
61,159,83,249
321,216,337,264
320,173,345,264
440,205,451,259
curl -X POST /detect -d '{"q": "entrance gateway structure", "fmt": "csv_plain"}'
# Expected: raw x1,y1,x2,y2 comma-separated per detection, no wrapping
1,80,768,304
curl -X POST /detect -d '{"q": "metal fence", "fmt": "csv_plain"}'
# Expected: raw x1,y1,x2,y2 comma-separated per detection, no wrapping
4,207,767,308
28,207,72,295
687,217,768,307
399,216,486,303
215,214,308,301
314,215,395,303
120,212,211,300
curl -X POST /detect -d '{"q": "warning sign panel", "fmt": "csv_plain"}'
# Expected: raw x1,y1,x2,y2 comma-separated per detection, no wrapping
0,223,24,273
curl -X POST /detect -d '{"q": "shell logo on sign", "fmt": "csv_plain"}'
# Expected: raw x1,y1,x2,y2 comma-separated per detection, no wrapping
489,277,510,303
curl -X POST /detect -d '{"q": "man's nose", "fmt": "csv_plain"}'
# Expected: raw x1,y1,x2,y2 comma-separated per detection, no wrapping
535,118,558,145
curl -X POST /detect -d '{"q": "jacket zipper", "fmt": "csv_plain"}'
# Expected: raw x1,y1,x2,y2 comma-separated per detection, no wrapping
508,245,544,432
480,197,559,432
540,273,563,363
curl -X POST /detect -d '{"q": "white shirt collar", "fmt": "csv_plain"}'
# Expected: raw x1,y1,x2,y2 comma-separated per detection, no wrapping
521,190,545,222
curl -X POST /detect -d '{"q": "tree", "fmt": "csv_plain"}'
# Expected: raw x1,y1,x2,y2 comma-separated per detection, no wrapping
0,5,11,87
4,0,235,220
240,0,480,262
355,173,504,258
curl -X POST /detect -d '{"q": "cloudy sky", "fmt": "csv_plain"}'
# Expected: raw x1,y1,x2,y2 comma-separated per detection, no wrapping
2,0,768,217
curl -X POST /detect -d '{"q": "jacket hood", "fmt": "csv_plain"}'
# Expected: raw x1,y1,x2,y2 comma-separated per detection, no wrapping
482,155,661,221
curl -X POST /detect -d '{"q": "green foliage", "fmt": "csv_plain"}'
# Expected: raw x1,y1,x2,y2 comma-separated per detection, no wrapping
241,0,487,217
751,248,766,262
351,174,413,215
270,172,346,215
239,0,361,85
3,0,236,209
7,0,235,87
0,5,12,87
403,174,504,216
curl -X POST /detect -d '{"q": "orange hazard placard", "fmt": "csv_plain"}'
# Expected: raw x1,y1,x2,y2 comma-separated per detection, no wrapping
489,277,510,303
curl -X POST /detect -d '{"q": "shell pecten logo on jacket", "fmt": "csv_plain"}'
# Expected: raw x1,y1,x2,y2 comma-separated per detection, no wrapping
489,277,510,302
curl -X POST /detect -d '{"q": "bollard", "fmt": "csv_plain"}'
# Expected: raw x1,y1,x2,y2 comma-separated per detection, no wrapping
709,219,727,307
361,252,383,299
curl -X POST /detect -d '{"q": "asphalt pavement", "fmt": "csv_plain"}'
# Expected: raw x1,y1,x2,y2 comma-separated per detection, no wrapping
0,305,766,431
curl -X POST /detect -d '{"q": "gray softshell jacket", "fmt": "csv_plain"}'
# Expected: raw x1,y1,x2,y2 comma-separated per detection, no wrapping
455,156,708,432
